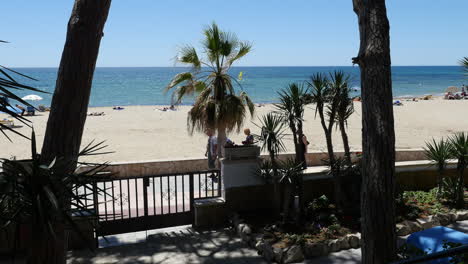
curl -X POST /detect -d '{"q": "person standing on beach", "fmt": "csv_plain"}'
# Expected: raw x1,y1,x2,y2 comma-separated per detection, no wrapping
205,129,217,169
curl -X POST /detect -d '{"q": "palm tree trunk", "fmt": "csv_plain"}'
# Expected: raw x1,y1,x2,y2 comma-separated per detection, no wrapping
217,125,227,159
339,120,352,164
35,1,112,263
353,0,397,263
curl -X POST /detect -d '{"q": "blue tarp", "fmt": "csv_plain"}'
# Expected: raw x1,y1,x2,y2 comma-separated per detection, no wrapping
407,226,468,263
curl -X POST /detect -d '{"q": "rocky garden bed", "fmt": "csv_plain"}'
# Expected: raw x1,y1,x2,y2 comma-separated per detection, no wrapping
231,189,468,264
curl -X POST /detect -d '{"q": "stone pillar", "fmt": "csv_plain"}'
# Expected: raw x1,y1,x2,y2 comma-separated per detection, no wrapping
221,146,274,212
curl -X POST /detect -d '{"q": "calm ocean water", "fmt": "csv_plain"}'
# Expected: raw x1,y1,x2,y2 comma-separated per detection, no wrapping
10,66,466,107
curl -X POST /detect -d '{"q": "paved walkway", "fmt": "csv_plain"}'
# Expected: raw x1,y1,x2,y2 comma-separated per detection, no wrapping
67,227,266,264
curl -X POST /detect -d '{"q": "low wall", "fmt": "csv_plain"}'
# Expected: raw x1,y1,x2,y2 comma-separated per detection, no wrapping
94,149,427,178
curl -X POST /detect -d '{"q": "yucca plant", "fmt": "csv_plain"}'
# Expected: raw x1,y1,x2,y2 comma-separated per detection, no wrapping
0,41,45,140
275,82,309,168
448,132,468,208
424,138,453,194
166,22,254,158
0,131,112,263
278,158,304,223
307,71,348,212
334,76,354,164
254,113,286,217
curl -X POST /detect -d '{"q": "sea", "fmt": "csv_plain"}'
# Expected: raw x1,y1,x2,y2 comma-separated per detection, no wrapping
10,66,466,107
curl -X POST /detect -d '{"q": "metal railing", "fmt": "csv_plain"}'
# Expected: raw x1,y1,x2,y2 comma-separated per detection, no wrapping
72,170,222,222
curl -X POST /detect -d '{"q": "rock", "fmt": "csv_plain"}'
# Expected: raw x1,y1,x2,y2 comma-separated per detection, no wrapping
255,240,265,252
237,223,247,235
447,212,457,223
303,242,328,257
346,234,360,249
261,241,275,261
327,239,340,252
435,214,450,226
239,225,253,243
416,217,435,230
402,220,422,233
283,245,304,264
272,246,284,263
456,210,468,221
336,236,350,250
396,223,411,236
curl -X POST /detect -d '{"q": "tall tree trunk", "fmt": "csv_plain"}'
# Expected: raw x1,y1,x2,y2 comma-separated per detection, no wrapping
339,120,352,164
34,1,112,264
41,0,112,164
352,0,397,263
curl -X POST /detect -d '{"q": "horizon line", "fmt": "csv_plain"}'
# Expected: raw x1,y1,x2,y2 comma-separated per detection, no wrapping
7,65,461,68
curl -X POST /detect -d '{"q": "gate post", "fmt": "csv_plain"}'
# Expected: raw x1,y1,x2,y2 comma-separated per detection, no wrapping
189,173,195,222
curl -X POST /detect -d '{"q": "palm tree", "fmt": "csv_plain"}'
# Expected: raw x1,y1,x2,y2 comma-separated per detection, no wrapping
166,22,255,158
424,138,452,194
275,82,309,167
255,113,286,216
448,132,468,208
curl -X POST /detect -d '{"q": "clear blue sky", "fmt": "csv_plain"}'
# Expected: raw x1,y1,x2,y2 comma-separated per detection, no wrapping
2,0,467,67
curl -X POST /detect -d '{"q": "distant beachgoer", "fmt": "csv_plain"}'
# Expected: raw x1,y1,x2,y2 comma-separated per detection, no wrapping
205,129,217,169
15,104,25,116
169,105,176,111
242,128,254,145
113,106,124,110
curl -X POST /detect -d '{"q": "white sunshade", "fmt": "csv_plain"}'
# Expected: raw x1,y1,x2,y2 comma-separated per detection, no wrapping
22,94,43,101
445,86,459,94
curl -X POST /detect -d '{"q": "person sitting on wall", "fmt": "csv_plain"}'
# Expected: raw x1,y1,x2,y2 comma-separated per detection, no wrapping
242,128,254,145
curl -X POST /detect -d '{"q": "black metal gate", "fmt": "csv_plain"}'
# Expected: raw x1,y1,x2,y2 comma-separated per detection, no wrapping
75,170,221,237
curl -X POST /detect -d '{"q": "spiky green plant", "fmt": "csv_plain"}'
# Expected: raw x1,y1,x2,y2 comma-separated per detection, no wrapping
0,41,45,140
448,132,468,208
424,138,453,194
307,71,347,211
0,131,113,261
334,74,354,164
254,113,286,216
461,57,468,75
166,22,254,157
275,82,309,167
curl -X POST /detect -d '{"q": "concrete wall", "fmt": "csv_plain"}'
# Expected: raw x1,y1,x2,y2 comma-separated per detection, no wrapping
91,149,427,178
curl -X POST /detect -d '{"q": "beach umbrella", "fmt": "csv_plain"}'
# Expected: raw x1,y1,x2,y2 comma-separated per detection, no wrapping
445,86,459,94
22,94,43,101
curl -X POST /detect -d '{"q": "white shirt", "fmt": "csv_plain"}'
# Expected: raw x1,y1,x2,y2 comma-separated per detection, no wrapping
209,136,217,156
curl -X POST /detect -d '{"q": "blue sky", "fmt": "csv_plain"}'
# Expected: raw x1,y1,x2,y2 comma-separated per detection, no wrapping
1,0,467,67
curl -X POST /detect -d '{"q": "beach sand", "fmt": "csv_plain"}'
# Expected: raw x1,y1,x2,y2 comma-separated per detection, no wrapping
1,99,467,163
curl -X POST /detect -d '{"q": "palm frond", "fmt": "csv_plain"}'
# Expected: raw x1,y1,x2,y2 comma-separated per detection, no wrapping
178,46,201,69
460,57,468,74
227,41,252,66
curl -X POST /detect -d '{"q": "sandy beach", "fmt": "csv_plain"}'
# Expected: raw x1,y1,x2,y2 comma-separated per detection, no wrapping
1,99,467,163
